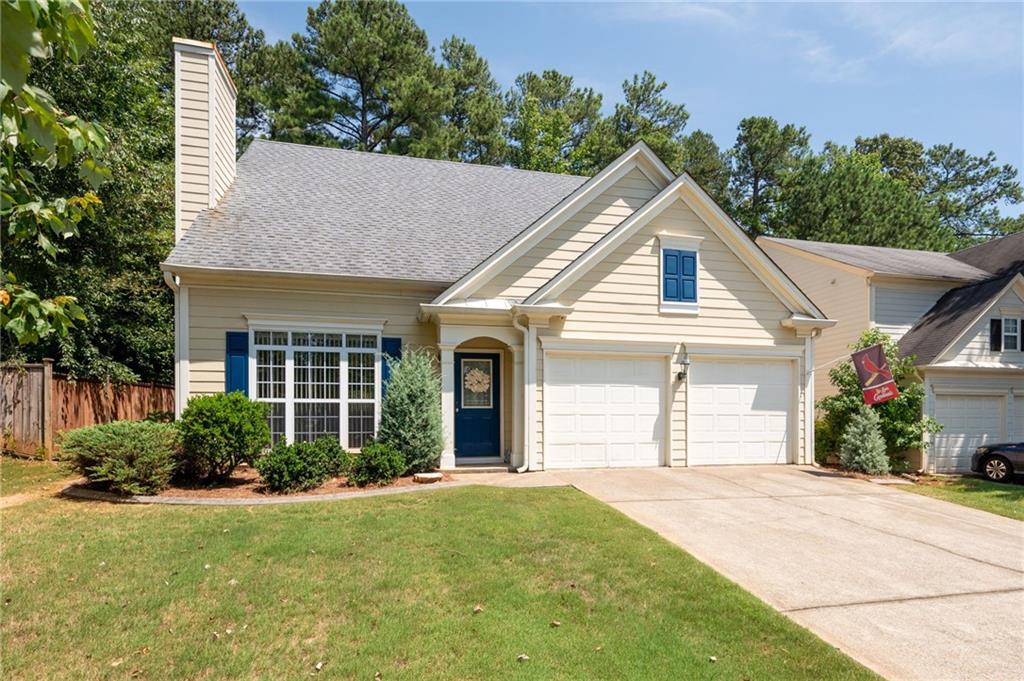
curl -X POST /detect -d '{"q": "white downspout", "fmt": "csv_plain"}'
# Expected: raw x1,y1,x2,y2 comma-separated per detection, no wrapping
163,271,183,417
512,314,533,472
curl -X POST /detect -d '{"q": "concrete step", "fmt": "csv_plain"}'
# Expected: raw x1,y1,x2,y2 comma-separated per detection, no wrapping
445,465,510,474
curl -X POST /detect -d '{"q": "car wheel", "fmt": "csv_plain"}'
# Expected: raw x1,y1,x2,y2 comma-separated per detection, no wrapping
982,455,1013,482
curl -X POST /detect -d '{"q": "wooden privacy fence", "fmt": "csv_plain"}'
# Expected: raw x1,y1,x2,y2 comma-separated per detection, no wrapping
1,360,174,458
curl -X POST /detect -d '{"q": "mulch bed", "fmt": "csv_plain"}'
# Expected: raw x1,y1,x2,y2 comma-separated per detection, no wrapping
153,465,453,499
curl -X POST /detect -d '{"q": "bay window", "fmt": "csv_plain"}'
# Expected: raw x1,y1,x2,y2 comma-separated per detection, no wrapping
251,328,380,448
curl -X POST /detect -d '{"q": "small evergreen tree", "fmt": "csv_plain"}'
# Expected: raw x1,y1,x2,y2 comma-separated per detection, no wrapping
839,404,890,475
377,348,444,474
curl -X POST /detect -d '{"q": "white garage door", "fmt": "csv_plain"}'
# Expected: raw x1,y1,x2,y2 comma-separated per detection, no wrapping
688,359,792,465
932,394,1006,473
544,355,664,469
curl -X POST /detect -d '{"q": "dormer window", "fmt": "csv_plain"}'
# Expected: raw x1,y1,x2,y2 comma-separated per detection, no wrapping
1003,317,1019,351
659,235,702,314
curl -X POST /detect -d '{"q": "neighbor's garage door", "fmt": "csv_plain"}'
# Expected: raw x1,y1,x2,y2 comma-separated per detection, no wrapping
932,394,1006,472
544,355,664,469
688,359,793,465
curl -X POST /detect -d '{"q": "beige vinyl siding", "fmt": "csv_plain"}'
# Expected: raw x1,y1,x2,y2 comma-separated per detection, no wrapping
557,199,799,345
184,277,442,396
941,288,1024,367
211,62,236,203
535,342,544,467
670,376,685,465
872,280,950,340
176,50,210,238
760,242,870,399
476,167,659,300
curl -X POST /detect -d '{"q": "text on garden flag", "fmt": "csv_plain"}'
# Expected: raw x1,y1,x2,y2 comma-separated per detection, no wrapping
851,344,900,406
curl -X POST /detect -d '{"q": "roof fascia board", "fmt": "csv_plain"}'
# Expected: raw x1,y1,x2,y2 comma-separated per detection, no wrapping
931,274,1024,365
527,174,826,319
758,238,871,278
430,141,675,305
160,262,450,289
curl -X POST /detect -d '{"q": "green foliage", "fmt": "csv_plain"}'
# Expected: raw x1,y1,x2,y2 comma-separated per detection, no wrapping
62,420,179,495
814,419,837,465
255,436,351,493
377,348,443,474
775,145,956,251
506,70,601,173
729,116,810,236
817,329,941,461
178,392,270,482
680,130,731,207
839,404,890,475
1,0,109,345
578,71,688,173
348,441,404,487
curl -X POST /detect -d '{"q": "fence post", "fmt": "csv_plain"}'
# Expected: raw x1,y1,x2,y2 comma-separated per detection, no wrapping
41,358,54,458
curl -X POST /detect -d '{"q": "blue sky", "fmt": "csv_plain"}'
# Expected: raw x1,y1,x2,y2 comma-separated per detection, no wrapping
239,1,1024,216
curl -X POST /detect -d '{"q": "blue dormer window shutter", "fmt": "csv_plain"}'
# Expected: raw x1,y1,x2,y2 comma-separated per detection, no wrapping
663,249,697,302
382,337,402,397
225,331,249,395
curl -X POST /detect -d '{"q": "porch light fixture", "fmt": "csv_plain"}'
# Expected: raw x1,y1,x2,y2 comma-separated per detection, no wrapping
676,357,691,382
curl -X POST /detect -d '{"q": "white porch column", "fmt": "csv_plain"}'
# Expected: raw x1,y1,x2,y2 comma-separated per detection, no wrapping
439,344,456,469
511,345,524,467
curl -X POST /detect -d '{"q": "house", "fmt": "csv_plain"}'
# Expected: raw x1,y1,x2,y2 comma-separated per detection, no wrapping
759,233,1024,474
162,38,835,471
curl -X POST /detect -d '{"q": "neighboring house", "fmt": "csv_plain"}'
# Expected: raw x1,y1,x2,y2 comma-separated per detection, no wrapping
162,39,835,471
760,233,1024,474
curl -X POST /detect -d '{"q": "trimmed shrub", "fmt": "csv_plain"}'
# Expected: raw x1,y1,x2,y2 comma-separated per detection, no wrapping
62,420,179,495
255,436,353,493
839,404,890,475
178,393,270,482
349,441,405,487
377,348,444,474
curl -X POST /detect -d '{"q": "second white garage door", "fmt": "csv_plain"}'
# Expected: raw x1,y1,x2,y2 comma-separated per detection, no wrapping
544,355,665,469
932,394,1006,473
688,359,793,465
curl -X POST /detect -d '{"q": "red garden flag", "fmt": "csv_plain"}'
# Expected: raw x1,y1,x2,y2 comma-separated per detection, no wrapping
851,344,900,406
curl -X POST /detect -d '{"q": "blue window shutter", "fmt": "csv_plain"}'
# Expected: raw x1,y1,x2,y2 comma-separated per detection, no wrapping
663,250,682,301
680,252,698,302
225,332,248,395
382,337,402,397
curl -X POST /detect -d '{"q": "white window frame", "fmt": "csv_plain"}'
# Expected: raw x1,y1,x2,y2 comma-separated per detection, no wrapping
1002,316,1020,352
247,321,382,450
658,234,703,315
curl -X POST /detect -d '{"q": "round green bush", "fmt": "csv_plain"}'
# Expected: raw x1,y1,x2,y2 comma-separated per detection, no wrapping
62,420,179,495
178,393,270,482
255,436,353,493
348,441,405,487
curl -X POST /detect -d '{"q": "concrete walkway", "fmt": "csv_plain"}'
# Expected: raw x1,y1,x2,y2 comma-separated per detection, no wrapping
551,466,1024,681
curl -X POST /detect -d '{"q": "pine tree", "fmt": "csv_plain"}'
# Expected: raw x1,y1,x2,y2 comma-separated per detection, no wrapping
839,404,890,475
377,348,444,474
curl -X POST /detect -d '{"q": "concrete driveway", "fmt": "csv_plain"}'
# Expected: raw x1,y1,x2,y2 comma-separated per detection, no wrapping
554,466,1024,681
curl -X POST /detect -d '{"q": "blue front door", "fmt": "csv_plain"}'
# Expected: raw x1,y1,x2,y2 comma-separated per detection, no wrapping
455,352,501,458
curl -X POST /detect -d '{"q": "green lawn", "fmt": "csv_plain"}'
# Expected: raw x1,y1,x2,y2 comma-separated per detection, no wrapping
0,456,75,497
1,487,876,680
904,475,1024,521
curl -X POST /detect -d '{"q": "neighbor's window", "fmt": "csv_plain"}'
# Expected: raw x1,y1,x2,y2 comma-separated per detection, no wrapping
1003,317,1020,351
252,330,380,448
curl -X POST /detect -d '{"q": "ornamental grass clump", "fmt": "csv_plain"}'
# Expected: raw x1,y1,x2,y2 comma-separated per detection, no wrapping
377,348,444,474
839,404,890,475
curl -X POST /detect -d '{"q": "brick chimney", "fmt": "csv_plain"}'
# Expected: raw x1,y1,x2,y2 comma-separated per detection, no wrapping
172,38,237,242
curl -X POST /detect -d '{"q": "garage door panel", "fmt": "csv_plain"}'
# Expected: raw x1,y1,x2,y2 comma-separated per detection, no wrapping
932,394,1006,473
688,359,793,466
544,355,665,469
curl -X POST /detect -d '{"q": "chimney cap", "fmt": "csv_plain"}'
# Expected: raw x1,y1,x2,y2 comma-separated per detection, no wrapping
172,37,237,96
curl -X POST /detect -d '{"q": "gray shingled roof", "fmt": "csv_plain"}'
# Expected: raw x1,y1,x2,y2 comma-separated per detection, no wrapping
163,139,588,283
898,272,1020,365
950,231,1024,277
760,237,990,282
